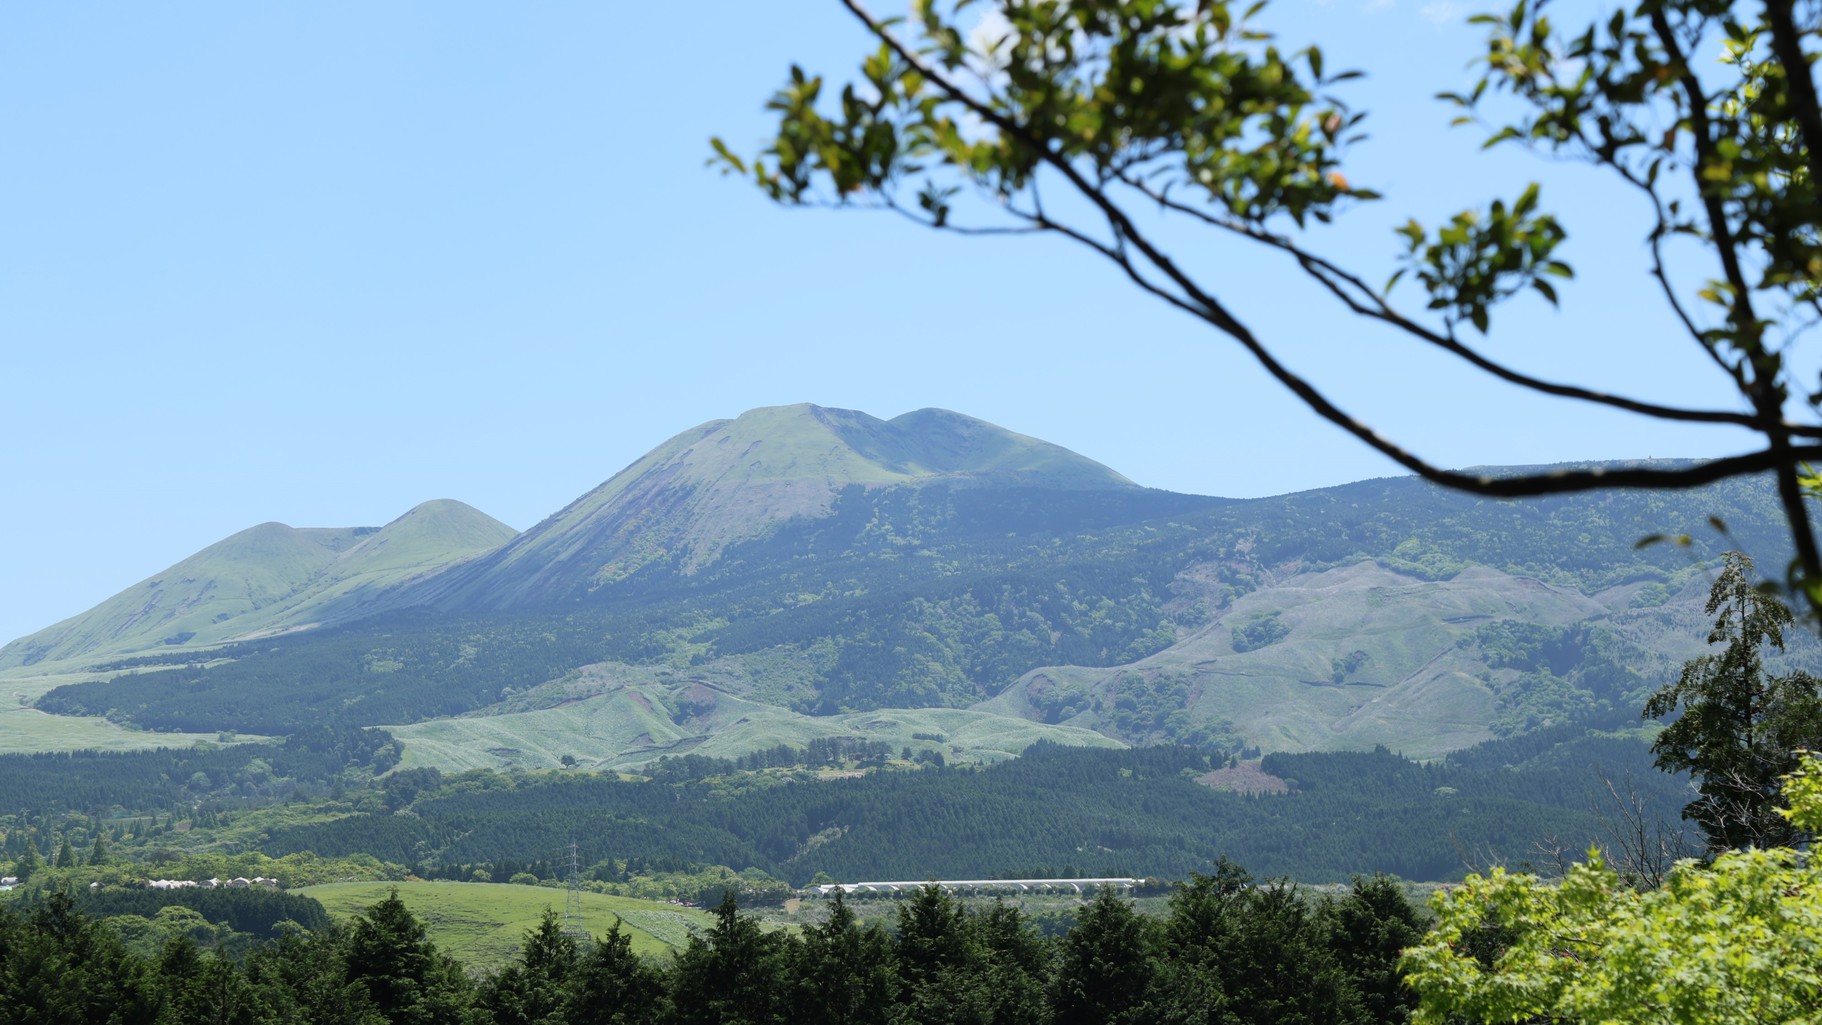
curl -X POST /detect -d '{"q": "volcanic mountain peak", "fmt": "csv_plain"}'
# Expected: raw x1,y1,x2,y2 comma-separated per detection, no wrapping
422,404,1135,609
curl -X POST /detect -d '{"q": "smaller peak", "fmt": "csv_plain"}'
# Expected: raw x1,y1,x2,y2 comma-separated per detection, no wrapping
889,406,974,423
366,500,516,548
395,498,484,520
728,402,867,424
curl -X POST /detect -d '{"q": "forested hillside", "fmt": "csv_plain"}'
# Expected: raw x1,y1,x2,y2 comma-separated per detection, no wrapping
251,730,1681,886
0,720,1683,891
30,468,1805,764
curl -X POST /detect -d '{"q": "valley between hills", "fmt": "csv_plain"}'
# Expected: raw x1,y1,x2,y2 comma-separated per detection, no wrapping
0,403,1812,900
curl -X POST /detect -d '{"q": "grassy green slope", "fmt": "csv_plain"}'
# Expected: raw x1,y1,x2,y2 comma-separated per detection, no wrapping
977,560,1713,760
387,661,1124,773
0,704,238,754
0,501,514,673
411,404,1136,610
297,881,713,968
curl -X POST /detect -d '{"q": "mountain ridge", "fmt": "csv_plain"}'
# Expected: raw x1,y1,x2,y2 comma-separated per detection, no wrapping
391,403,1137,612
7,403,1809,769
0,499,514,670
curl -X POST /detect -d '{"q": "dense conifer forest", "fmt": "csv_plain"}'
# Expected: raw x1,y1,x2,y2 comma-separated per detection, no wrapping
0,723,1670,894
1,870,1426,1025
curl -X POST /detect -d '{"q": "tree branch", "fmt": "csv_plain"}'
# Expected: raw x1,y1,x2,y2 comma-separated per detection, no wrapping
1762,0,1822,209
839,0,1822,506
1116,173,1785,433
1651,9,1769,370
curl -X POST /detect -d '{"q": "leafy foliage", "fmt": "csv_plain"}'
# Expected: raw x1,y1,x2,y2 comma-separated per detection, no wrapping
1403,753,1822,1024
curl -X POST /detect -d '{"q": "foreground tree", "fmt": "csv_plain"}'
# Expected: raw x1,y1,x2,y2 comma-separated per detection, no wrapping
1402,751,1822,1024
0,892,161,1024
1051,887,1155,1025
564,918,665,1025
717,0,1822,607
481,909,581,1025
345,888,477,1025
1645,551,1822,850
791,891,895,1025
669,892,792,1025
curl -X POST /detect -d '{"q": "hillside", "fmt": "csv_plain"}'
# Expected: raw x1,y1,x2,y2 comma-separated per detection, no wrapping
9,404,1814,767
382,657,1125,773
395,403,1138,611
976,561,1708,759
30,467,1810,768
0,500,515,672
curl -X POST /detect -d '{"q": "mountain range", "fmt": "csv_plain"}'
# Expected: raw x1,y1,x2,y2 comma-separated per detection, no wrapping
4,402,1808,767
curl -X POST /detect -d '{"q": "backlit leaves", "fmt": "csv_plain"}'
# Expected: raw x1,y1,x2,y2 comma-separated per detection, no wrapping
1403,752,1822,1025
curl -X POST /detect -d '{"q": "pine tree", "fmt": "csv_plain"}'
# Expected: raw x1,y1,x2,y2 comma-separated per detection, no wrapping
1645,552,1822,851
346,888,476,1022
793,891,895,1025
1327,876,1424,1025
565,918,665,1025
1053,888,1156,1025
483,908,579,1025
670,892,788,1025
14,838,40,881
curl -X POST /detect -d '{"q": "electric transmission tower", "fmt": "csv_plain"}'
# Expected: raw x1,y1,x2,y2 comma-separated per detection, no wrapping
564,840,586,939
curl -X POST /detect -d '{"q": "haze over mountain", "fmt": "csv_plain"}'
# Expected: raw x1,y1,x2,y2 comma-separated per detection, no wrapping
0,500,513,670
398,403,1138,611
3,405,1127,670
7,402,1811,769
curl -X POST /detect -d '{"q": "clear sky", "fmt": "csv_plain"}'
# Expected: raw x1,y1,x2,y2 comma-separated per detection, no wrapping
0,1,1765,647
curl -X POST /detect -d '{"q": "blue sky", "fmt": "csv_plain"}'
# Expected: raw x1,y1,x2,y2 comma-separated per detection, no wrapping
0,1,1763,646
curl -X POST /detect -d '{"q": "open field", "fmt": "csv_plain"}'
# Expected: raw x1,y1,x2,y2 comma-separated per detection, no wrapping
0,666,255,754
296,880,714,969
0,706,224,754
389,687,1123,773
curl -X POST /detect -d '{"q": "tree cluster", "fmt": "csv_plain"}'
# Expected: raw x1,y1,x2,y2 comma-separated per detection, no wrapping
0,870,1426,1025
249,733,1685,891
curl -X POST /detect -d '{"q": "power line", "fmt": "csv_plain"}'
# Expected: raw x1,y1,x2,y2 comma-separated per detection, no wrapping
563,840,585,939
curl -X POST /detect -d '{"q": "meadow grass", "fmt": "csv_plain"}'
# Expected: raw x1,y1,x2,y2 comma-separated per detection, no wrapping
296,880,714,969
0,704,240,754
389,697,1121,774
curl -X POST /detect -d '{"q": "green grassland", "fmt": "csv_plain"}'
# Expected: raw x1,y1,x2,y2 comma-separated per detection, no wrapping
0,706,232,754
979,560,1719,760
0,667,246,754
387,669,1124,772
296,881,714,968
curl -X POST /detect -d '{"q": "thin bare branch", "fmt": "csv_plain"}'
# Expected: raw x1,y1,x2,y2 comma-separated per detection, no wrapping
1115,173,1786,433
834,0,1822,532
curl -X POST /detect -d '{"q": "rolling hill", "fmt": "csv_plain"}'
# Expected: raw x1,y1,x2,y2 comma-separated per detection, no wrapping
394,403,1139,611
8,403,1814,766
0,499,514,672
